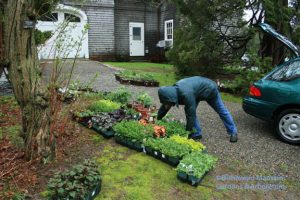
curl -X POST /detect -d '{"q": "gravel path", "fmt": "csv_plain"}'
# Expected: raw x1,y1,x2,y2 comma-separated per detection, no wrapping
44,60,300,183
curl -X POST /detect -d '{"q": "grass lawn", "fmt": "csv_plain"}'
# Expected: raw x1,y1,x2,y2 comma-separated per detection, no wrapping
103,61,242,103
103,62,174,73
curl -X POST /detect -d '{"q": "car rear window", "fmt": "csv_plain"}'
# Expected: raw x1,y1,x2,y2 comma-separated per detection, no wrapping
268,60,300,81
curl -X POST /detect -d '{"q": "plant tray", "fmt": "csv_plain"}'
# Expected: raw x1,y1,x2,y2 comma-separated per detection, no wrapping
92,124,115,138
177,171,208,186
115,74,159,87
114,135,143,152
144,146,180,166
84,180,102,200
166,156,180,167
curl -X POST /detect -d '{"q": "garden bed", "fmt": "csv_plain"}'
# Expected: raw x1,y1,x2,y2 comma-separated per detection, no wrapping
115,73,159,87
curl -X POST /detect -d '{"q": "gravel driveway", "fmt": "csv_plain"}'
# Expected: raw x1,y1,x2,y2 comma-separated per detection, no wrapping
43,60,300,190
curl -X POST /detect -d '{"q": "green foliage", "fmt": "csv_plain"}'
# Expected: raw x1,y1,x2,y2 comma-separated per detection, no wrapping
34,0,59,16
34,29,52,45
223,56,273,95
113,121,152,143
168,0,249,77
104,62,178,86
137,92,153,106
166,26,224,77
116,70,156,81
156,120,189,137
177,152,218,178
6,125,24,149
47,160,101,200
105,87,132,104
170,135,206,152
144,137,191,158
89,100,120,113
74,110,95,118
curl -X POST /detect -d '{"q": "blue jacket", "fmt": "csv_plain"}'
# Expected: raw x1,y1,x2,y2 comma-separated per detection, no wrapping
157,76,218,131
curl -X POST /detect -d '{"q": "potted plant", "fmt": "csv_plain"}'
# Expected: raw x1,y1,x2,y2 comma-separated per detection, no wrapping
137,92,153,108
46,160,102,199
176,152,218,186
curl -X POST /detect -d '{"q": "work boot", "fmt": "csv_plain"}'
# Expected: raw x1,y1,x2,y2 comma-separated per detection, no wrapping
188,134,202,141
230,134,238,143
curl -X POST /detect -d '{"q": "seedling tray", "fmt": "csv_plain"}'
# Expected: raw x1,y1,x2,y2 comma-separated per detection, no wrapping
92,124,115,138
166,156,180,166
84,180,102,200
177,171,208,186
115,74,159,87
114,135,143,152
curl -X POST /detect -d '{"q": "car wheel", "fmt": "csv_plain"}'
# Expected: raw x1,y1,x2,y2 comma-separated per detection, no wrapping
276,109,300,144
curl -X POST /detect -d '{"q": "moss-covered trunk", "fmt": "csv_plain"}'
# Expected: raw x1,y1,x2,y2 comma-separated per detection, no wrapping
2,0,55,160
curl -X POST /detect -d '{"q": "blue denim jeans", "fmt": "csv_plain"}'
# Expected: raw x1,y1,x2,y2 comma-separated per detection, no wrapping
193,90,237,136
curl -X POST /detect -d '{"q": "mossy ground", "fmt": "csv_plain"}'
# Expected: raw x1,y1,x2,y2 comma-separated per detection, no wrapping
87,132,300,200
93,135,223,200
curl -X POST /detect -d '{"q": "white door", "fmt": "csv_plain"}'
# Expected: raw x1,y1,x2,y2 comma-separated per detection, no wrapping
129,22,145,56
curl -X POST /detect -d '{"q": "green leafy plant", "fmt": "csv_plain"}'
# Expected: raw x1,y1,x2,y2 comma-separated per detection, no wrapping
177,152,218,178
105,87,132,104
143,138,164,151
170,135,206,152
113,121,152,143
137,92,153,107
143,137,191,158
116,70,156,81
74,110,95,118
89,100,121,113
156,120,189,137
34,29,52,45
47,160,101,200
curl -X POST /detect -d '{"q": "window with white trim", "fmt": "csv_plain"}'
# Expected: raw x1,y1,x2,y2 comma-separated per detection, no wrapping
164,19,173,41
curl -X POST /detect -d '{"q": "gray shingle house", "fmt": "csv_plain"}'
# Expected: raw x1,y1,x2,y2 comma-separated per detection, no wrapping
37,0,177,61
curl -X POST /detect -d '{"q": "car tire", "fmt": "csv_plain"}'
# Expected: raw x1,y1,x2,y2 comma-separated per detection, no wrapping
275,109,300,145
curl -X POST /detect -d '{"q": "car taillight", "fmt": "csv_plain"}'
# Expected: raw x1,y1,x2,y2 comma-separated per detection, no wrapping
249,85,262,97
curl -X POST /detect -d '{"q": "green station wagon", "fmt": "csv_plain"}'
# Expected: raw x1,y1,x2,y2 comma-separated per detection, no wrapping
243,23,300,144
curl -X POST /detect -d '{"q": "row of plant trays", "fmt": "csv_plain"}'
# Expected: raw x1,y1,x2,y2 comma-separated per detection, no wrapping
115,74,159,87
114,135,144,152
75,115,212,187
177,171,208,187
144,146,181,167
92,124,115,138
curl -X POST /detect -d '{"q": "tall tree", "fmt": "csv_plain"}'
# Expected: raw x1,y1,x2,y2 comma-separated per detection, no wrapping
1,0,58,161
167,0,251,77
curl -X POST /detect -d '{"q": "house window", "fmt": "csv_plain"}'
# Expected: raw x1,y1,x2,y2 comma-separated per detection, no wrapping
39,13,58,22
64,13,81,22
133,27,141,40
164,19,173,41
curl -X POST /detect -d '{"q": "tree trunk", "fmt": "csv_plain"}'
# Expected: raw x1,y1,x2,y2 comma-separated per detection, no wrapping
2,0,55,161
